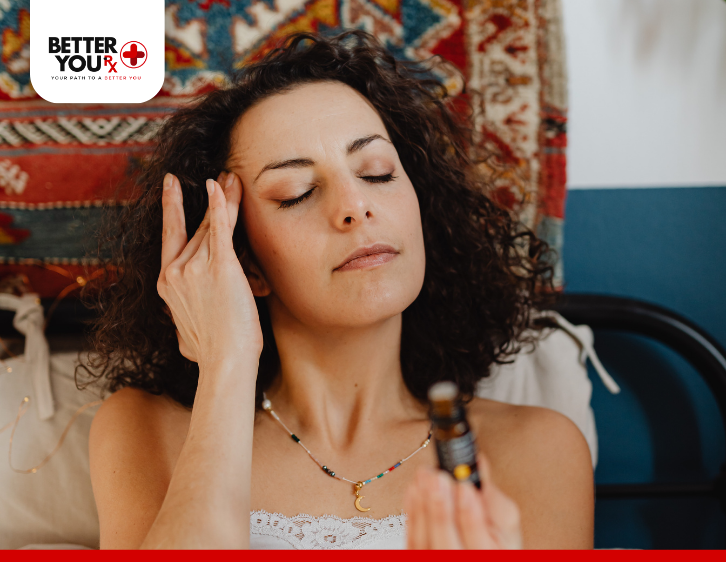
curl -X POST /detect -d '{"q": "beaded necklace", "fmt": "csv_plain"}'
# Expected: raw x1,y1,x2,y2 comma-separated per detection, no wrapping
261,391,433,512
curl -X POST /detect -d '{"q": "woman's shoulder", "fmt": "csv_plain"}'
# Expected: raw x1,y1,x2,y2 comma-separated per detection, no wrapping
467,396,586,442
92,386,191,434
466,396,591,473
90,386,191,478
466,397,595,548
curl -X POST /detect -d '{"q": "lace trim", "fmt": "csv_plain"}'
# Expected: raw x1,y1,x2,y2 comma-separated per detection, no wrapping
250,509,408,550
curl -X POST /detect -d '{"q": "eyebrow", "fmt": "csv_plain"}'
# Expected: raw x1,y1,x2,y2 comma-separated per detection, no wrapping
253,134,391,184
347,133,389,154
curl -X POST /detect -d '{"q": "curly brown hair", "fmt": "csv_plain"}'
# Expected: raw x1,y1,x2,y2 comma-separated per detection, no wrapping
77,29,556,411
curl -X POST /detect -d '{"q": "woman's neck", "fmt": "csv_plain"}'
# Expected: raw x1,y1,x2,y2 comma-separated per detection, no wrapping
262,303,428,453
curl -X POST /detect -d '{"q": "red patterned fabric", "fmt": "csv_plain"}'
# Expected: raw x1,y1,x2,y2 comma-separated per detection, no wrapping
0,0,566,297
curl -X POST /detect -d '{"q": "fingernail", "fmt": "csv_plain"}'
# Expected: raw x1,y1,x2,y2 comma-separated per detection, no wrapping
459,481,476,507
225,172,234,189
206,179,215,196
163,174,172,190
437,471,450,493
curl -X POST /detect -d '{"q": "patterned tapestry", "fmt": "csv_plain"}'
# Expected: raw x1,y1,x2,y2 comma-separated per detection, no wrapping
0,0,567,298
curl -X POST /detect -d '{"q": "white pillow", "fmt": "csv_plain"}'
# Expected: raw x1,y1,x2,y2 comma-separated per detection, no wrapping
0,312,617,549
0,351,104,550
476,311,621,469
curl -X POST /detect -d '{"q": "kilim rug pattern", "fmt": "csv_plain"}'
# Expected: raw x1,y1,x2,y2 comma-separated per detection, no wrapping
0,0,566,297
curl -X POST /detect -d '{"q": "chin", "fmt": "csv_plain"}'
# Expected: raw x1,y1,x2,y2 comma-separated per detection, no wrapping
272,257,426,329
313,279,424,329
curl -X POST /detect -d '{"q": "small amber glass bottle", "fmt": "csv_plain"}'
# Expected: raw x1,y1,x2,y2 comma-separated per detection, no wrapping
428,381,482,489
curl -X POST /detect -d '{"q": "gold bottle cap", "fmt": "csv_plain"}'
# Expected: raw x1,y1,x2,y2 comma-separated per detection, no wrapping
453,464,471,480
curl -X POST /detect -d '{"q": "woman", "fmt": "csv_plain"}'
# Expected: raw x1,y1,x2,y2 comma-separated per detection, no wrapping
82,30,594,549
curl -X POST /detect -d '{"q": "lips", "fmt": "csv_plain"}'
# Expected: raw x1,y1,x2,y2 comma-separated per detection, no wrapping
334,243,399,271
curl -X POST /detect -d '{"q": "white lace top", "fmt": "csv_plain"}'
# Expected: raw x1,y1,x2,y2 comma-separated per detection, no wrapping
249,510,408,549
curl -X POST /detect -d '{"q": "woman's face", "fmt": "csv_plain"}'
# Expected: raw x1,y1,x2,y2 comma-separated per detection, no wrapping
226,80,426,329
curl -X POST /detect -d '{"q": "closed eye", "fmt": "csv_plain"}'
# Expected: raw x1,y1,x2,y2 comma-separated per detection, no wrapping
277,173,398,209
278,187,315,209
361,172,397,184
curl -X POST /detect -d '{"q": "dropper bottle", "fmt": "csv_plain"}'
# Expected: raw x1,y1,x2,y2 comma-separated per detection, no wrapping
428,381,482,489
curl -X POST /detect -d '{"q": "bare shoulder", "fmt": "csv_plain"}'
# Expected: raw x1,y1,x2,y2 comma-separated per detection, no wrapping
467,397,594,549
89,386,191,549
90,386,190,471
466,397,590,457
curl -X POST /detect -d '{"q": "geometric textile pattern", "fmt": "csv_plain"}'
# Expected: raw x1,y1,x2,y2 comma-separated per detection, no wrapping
465,0,568,286
0,0,566,296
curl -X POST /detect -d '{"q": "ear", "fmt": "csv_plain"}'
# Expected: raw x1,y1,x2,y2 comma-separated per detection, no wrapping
240,251,271,297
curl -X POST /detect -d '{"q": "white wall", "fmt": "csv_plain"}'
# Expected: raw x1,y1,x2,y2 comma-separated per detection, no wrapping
562,0,726,189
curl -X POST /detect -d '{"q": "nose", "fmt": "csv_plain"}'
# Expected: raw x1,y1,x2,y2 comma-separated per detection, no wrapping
329,172,373,229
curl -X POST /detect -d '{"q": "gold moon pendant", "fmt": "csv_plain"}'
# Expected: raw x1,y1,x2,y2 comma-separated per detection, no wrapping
354,481,371,512
354,495,371,512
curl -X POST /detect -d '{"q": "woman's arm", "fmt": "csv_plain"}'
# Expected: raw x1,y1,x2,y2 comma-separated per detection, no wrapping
89,357,258,549
90,171,263,549
141,358,259,549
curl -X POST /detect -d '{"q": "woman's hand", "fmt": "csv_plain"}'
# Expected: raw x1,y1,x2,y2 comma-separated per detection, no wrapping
157,170,264,372
404,452,523,549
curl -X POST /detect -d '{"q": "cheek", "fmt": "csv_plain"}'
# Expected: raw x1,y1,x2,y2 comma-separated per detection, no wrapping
242,204,278,275
399,185,427,300
243,205,318,291
396,182,425,261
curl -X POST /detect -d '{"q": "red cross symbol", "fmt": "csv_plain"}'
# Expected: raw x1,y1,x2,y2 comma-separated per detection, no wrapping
123,44,145,65
120,41,148,69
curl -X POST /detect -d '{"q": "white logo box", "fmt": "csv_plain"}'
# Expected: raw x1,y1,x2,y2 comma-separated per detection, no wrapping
30,0,165,103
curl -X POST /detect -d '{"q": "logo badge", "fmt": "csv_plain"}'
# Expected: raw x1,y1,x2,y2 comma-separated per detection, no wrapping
30,0,164,103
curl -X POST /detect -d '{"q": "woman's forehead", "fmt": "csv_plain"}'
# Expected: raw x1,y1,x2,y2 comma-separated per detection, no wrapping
227,82,388,170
